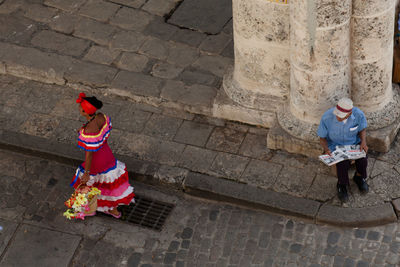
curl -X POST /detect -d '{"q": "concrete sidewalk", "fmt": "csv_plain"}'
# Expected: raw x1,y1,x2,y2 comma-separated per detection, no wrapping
1,74,400,227
0,0,400,226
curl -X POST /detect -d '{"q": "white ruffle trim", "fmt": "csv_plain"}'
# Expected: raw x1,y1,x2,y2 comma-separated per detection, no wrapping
96,195,136,212
81,161,127,186
98,186,134,201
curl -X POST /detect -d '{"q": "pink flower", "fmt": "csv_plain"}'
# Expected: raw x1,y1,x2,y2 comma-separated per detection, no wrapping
75,212,86,220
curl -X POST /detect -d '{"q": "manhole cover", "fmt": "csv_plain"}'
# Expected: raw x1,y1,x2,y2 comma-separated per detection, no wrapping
117,195,174,231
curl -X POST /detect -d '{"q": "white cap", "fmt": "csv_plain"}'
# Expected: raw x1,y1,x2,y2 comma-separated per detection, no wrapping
333,98,353,118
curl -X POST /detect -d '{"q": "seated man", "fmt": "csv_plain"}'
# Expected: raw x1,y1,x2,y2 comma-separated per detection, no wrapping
317,98,369,202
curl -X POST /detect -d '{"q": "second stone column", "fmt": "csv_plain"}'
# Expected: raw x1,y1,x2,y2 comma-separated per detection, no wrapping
270,0,352,156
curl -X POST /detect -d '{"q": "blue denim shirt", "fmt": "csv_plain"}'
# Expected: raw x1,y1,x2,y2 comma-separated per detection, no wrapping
317,107,367,151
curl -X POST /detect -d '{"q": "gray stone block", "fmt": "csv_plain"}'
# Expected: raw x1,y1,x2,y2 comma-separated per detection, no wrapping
0,0,23,14
170,29,207,47
0,42,73,84
173,121,214,147
167,42,199,67
273,166,316,198
168,0,232,34
110,31,147,52
210,152,249,179
178,68,216,86
78,0,120,22
1,224,81,267
22,3,58,23
110,7,153,31
0,220,18,255
143,113,182,140
108,0,146,8
139,37,170,60
142,0,177,17
316,203,397,227
116,52,149,72
206,127,246,154
238,133,272,161
151,62,183,79
161,81,217,110
177,145,217,173
31,30,91,57
199,33,232,54
0,15,37,45
49,12,80,34
44,0,86,11
221,40,234,58
111,70,163,98
65,60,118,87
143,17,178,40
154,165,188,185
306,173,337,202
240,159,282,189
74,17,117,46
193,55,233,77
84,46,120,65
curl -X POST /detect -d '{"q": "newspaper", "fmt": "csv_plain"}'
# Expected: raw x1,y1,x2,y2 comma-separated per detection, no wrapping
319,145,366,166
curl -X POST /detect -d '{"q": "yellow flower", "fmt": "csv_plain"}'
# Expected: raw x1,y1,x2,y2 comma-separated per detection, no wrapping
88,187,101,198
76,193,87,203
63,210,75,220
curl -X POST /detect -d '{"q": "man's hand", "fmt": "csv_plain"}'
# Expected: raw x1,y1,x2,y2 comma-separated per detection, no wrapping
360,141,368,153
320,138,331,156
81,172,90,184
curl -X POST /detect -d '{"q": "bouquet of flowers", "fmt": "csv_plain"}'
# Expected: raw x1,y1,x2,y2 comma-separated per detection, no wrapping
63,185,101,220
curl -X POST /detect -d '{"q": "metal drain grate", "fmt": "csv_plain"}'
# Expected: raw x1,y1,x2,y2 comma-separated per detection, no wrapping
118,195,174,231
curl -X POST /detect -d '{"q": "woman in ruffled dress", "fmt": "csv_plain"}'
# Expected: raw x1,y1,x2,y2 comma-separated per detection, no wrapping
71,93,135,218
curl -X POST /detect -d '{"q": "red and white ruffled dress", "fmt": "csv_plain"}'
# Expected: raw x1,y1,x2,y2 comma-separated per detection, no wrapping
71,114,135,212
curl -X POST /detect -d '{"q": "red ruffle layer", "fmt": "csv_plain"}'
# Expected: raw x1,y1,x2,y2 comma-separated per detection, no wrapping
97,192,135,208
93,171,129,190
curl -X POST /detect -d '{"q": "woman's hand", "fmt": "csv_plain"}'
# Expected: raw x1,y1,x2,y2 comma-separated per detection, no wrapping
81,172,90,184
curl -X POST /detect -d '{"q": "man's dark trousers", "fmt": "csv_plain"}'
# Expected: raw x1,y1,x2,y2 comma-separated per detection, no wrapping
336,157,368,185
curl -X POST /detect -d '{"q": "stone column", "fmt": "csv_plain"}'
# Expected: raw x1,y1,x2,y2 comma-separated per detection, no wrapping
268,0,352,156
215,0,290,128
351,0,400,151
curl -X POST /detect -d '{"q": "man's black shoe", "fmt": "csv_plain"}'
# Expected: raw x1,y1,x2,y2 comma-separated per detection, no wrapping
337,183,349,203
353,174,369,194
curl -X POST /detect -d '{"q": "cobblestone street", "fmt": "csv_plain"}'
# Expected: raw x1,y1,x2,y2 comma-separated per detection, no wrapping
0,149,399,267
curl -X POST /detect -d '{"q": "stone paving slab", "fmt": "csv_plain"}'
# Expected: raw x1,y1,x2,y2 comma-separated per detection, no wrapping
1,224,81,267
0,219,18,255
167,0,232,34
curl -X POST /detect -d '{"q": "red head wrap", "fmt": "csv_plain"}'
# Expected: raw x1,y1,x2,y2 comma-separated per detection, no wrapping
76,92,97,115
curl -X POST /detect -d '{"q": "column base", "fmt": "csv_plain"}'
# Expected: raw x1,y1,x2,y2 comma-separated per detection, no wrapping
212,87,276,128
367,116,400,153
267,122,322,157
267,104,321,157
213,67,284,128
